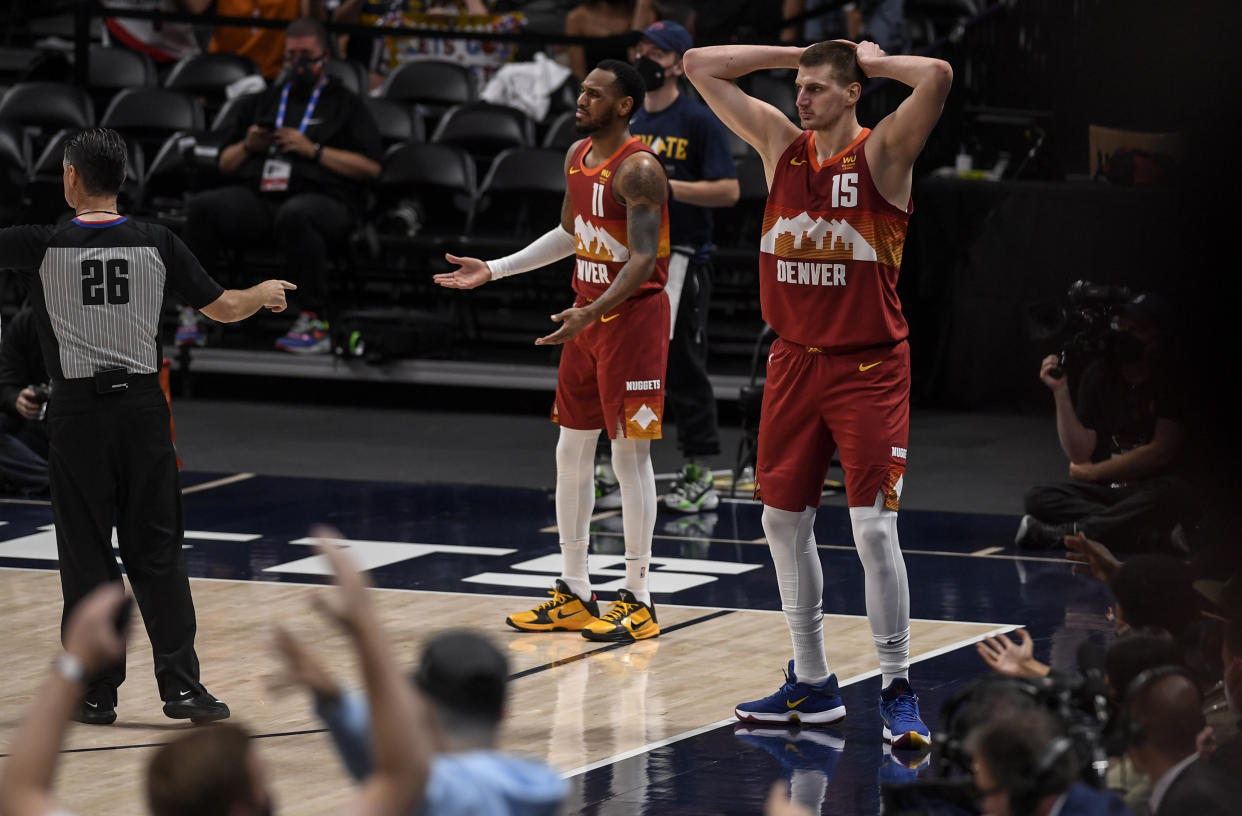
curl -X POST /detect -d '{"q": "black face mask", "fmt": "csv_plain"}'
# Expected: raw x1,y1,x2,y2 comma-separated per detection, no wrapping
288,56,323,93
633,56,665,92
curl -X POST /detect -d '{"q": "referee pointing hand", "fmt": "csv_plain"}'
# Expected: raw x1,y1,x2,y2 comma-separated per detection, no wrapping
0,128,294,725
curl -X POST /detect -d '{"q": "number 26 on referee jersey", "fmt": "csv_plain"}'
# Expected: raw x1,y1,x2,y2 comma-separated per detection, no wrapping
80,259,130,306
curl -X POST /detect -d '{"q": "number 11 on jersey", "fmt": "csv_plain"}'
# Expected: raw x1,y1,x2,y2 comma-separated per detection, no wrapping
592,182,606,217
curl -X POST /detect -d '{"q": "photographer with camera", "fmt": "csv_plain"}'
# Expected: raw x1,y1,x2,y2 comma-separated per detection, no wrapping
1017,292,1192,552
0,306,49,496
970,707,1131,816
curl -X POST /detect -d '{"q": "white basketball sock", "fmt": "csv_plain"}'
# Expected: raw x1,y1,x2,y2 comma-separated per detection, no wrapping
611,437,655,605
850,496,911,683
555,426,600,599
763,504,829,685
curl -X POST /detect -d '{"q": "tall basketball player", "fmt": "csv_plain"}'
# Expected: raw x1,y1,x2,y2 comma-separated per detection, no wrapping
434,60,671,644
684,40,952,746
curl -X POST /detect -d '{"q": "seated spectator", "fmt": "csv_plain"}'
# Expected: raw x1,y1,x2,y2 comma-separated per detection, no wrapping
1016,294,1194,553
565,0,657,79
781,0,907,52
0,306,49,497
102,0,202,65
183,16,382,354
333,0,525,93
0,532,425,816
202,0,321,80
1123,668,1238,816
274,624,566,814
969,708,1131,816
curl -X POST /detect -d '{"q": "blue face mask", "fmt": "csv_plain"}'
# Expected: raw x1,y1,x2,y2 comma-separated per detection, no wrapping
633,56,665,92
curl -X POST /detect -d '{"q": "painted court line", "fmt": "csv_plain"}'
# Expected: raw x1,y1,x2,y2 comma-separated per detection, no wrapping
182,472,256,495
560,622,1019,779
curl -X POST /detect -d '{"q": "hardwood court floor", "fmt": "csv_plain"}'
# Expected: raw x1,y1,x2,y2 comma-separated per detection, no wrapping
0,569,1006,816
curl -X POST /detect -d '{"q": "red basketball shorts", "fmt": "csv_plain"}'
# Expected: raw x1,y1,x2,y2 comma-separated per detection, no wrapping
553,290,670,439
756,338,910,511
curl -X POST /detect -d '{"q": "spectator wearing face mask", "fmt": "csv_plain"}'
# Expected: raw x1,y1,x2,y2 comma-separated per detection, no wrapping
181,17,383,354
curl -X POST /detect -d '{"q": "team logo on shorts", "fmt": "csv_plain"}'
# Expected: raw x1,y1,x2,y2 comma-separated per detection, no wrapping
883,465,904,512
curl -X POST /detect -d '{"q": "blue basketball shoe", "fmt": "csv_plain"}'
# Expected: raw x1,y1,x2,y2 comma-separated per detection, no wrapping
877,742,931,788
879,678,931,748
735,660,847,726
734,724,845,775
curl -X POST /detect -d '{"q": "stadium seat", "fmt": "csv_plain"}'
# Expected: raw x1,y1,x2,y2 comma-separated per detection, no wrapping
725,128,757,160
0,81,94,131
101,87,205,157
431,102,533,174
0,82,94,172
472,147,565,239
365,98,426,151
0,122,26,225
380,59,474,111
88,45,156,95
712,155,768,250
325,58,368,96
374,142,476,237
540,110,578,152
164,53,261,119
209,91,261,133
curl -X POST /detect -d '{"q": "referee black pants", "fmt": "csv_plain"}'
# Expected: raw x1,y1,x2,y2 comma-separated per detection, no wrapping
666,257,720,460
47,376,202,705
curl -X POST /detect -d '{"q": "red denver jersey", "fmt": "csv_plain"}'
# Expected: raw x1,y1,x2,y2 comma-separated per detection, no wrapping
759,128,909,351
566,137,670,302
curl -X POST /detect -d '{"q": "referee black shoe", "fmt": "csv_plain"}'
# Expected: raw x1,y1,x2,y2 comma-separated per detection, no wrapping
73,697,117,725
163,690,230,724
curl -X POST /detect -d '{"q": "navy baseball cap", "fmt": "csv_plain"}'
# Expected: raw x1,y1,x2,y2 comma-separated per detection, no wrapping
630,20,693,56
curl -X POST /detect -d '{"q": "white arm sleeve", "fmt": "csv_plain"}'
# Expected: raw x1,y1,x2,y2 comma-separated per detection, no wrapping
488,226,576,280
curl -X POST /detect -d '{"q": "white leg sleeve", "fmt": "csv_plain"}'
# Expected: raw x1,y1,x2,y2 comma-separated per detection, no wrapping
610,437,656,603
850,497,911,682
762,504,829,684
556,427,600,598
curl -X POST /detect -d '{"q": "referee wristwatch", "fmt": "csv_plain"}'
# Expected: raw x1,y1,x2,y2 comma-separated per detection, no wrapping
53,652,86,684
313,142,325,163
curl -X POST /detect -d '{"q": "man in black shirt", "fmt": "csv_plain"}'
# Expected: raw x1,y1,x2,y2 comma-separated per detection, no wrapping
1017,294,1192,552
0,307,49,495
182,16,383,354
0,127,294,724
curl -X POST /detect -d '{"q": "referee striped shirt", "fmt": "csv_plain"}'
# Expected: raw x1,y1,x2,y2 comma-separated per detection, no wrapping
0,216,223,381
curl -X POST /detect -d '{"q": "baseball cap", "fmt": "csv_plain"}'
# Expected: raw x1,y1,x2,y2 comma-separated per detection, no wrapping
629,20,693,56
413,629,508,723
1120,292,1169,329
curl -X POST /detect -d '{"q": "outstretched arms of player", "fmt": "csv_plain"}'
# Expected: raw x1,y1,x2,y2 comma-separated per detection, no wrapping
682,45,804,178
856,41,952,205
434,141,582,290
534,151,667,346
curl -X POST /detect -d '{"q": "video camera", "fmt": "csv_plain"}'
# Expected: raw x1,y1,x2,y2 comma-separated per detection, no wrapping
1030,280,1135,381
880,671,1114,816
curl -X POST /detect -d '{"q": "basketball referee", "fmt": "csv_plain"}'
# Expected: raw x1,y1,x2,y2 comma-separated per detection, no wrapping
0,128,295,725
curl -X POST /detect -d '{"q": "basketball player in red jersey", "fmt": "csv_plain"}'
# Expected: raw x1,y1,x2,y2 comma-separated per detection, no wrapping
684,41,951,746
434,60,671,644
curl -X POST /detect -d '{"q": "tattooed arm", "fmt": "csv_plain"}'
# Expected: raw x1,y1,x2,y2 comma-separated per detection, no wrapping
535,151,667,346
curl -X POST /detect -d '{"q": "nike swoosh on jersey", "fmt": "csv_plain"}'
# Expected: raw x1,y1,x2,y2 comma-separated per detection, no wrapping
790,157,807,166
600,313,620,323
568,166,581,174
859,362,881,371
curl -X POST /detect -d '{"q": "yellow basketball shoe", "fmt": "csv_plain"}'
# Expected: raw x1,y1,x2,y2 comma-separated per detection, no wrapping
505,580,601,632
582,589,660,643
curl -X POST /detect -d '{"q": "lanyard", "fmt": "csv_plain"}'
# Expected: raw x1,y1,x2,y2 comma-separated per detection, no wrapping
275,81,325,134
